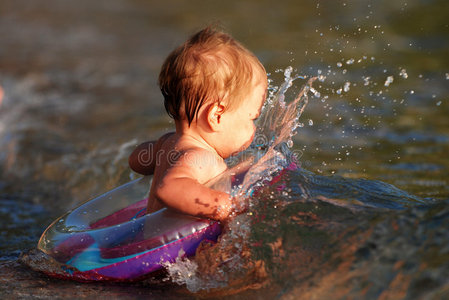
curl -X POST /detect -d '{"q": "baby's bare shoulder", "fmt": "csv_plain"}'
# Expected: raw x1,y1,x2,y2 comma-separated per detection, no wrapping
172,147,226,183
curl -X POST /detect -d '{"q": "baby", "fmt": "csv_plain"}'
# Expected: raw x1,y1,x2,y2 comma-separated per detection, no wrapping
129,27,267,221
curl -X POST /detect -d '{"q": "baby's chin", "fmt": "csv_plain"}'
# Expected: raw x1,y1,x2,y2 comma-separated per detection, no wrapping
215,135,254,159
240,141,252,153
225,142,252,159
241,134,255,151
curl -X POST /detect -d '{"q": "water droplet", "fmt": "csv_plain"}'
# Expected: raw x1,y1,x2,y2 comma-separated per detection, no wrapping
343,82,351,92
384,76,394,87
446,73,449,80
363,76,371,86
287,139,293,148
310,87,321,98
436,101,442,106
336,88,342,95
346,58,355,65
284,66,293,79
308,119,314,126
399,68,408,79
337,62,343,68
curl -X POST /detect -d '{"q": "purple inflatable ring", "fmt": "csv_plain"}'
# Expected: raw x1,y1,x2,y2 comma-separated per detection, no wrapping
37,177,222,281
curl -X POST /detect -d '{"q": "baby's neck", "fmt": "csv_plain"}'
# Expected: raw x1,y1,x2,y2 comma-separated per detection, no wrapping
175,120,220,158
171,121,227,185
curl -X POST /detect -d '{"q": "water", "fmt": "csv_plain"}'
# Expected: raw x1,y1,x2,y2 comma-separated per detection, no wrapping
1,0,448,298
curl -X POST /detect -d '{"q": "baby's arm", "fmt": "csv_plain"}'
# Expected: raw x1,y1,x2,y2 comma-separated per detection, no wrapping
155,150,235,221
129,133,174,175
157,177,233,221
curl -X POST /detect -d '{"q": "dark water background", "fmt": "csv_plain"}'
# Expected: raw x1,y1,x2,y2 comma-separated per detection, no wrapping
0,0,448,299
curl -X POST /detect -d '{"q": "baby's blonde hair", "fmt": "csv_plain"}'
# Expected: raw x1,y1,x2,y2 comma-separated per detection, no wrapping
159,26,266,125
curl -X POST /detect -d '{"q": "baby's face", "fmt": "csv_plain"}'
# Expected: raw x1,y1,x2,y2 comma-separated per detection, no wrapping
216,78,267,158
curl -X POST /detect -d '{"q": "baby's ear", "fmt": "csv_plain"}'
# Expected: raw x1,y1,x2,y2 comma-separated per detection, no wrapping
207,102,225,131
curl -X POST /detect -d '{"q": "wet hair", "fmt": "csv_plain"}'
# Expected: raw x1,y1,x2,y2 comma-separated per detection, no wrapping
159,26,266,125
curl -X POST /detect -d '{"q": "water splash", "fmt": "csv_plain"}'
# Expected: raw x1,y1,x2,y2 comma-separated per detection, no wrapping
399,68,408,79
228,66,316,199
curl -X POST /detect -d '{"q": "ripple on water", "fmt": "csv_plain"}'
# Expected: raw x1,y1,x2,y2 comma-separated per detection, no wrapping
386,162,445,172
0,198,51,261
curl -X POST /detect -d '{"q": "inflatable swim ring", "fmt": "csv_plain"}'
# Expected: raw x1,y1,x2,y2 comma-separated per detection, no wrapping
37,176,222,281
